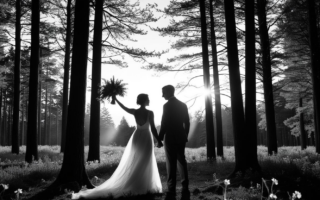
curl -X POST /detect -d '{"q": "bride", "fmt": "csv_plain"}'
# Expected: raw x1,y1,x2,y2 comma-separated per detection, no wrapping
71,94,163,199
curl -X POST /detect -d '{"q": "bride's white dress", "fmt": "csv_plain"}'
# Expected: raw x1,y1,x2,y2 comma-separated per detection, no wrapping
71,111,162,199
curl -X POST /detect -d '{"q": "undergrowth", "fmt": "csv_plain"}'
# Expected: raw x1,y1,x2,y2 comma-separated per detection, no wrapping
0,145,319,199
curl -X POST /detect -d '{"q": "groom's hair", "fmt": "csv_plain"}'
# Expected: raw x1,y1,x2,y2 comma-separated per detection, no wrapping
162,85,175,96
137,94,149,105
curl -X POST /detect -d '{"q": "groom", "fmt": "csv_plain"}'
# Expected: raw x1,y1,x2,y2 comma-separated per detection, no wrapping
159,85,190,199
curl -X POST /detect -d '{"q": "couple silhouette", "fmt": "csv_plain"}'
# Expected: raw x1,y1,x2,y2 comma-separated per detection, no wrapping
72,85,190,200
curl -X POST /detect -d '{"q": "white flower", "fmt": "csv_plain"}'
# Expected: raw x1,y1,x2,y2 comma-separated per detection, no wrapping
271,178,278,185
293,191,302,199
1,184,9,190
15,189,23,194
224,179,230,186
269,193,277,199
256,183,261,189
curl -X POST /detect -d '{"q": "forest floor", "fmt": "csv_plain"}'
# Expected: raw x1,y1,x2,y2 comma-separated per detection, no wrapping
0,145,320,200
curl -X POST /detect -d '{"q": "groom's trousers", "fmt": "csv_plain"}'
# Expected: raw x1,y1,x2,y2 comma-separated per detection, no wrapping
164,142,189,193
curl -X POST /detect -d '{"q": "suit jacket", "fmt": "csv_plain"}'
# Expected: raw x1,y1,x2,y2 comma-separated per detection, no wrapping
159,97,190,144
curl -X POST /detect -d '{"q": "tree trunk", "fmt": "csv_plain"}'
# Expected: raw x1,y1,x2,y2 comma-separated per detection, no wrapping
299,98,307,150
311,132,315,146
21,91,24,146
25,0,39,163
25,99,28,145
278,127,283,146
48,93,52,145
0,89,3,145
209,0,223,157
8,103,12,145
51,0,93,190
38,76,41,145
44,72,48,145
12,0,21,154
56,107,58,145
87,0,104,162
307,0,320,153
3,90,7,145
61,0,72,153
257,0,277,155
224,0,247,175
198,0,216,160
282,129,286,146
245,0,260,172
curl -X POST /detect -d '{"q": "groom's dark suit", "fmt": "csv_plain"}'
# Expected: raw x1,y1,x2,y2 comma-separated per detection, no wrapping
159,97,190,193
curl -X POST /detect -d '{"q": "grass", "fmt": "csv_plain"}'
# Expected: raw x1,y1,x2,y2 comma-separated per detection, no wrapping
0,145,320,200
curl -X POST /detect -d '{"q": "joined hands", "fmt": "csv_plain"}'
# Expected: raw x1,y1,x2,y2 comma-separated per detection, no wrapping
156,140,163,148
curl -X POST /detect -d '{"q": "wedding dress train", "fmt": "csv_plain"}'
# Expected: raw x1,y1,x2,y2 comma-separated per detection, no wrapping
71,112,162,199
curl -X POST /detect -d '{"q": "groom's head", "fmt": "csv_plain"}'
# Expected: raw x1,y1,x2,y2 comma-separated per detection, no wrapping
162,85,175,100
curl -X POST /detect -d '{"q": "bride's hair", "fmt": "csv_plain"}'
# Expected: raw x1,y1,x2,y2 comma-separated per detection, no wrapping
137,94,149,105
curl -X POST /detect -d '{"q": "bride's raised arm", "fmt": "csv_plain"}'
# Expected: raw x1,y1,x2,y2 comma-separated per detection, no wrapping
114,96,135,115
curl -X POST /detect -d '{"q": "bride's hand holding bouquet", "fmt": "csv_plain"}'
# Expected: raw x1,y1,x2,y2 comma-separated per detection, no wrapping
99,76,127,104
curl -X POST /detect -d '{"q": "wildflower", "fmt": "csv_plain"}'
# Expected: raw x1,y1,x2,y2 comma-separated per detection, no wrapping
14,189,22,194
213,173,218,182
15,189,23,200
269,193,277,199
271,178,278,185
256,183,261,189
292,191,302,199
1,184,9,190
223,179,230,200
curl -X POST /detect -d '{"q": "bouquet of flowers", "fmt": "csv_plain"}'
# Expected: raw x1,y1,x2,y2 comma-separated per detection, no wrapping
99,76,127,104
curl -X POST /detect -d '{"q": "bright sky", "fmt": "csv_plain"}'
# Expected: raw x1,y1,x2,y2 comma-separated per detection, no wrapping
85,0,225,126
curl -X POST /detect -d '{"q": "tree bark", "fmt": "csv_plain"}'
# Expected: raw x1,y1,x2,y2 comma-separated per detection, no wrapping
38,71,42,145
61,0,72,153
48,93,52,145
244,0,260,171
56,107,58,145
21,89,24,146
8,102,12,145
25,0,39,163
3,92,7,146
0,89,3,145
299,98,307,150
199,0,216,160
257,0,278,155
2,90,7,145
224,0,247,175
12,0,21,154
44,75,48,145
307,0,320,153
87,0,104,162
209,0,223,157
25,99,28,145
51,0,93,189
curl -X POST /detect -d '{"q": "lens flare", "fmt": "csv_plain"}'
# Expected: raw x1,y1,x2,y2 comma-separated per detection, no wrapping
203,88,211,97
